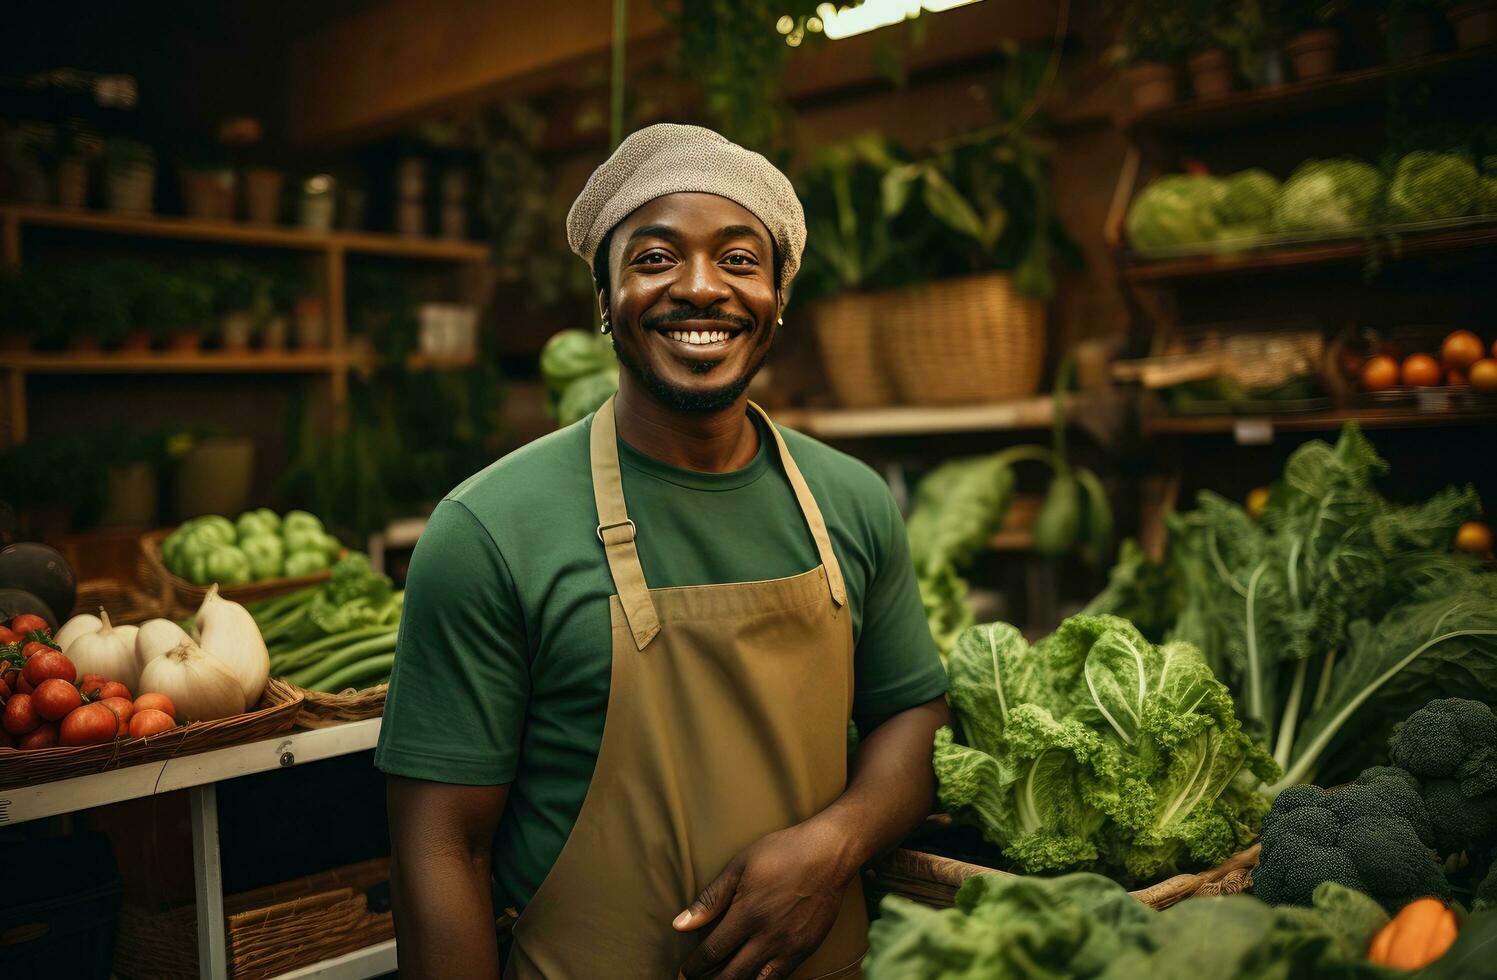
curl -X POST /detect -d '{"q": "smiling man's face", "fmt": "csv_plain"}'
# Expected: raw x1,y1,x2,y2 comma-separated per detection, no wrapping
601,192,780,414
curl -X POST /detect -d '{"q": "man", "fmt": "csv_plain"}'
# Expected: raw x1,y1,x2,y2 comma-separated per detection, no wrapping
377,124,950,980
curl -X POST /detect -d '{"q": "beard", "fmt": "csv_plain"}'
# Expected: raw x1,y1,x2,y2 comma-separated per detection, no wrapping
611,320,769,415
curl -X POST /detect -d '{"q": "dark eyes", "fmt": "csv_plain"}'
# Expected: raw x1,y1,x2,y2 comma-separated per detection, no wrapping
631,251,759,269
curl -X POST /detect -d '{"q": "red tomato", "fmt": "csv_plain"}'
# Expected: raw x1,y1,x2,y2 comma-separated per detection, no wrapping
10,614,50,635
0,627,20,645
18,722,58,750
3,694,40,736
1360,355,1400,392
17,674,34,695
59,704,119,746
133,692,177,718
32,678,83,721
22,650,75,687
79,673,106,694
0,675,9,700
100,697,134,735
129,709,176,739
23,641,57,659
0,659,19,689
1401,353,1442,387
98,681,131,702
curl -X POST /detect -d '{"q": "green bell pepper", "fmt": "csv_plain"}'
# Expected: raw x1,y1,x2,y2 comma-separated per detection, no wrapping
236,507,281,541
241,534,285,580
282,510,324,536
284,550,330,577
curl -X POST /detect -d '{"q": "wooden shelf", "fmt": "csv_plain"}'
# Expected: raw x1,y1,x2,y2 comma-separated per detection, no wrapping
7,351,347,375
775,397,1059,438
1,205,489,262
1121,222,1497,283
1126,44,1497,137
1141,405,1497,437
404,351,479,372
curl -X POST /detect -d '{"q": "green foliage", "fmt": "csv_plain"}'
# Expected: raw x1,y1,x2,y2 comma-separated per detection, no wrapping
1126,175,1227,250
1107,0,1192,65
1275,158,1385,233
1253,769,1450,913
55,264,131,345
934,614,1274,879
192,260,271,316
0,269,61,343
307,553,400,634
556,371,619,427
1388,698,1497,856
1384,151,1481,223
1216,169,1282,234
136,269,214,334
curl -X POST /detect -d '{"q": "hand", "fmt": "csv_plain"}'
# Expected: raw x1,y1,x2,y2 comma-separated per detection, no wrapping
675,820,856,980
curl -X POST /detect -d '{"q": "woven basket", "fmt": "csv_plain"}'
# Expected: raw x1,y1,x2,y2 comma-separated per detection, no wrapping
70,577,164,625
881,271,1046,406
810,292,898,408
0,679,303,789
867,843,1260,912
139,529,334,619
114,857,394,980
291,683,388,729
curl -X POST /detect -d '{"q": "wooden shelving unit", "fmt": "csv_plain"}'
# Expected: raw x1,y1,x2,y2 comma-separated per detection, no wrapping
1142,405,1497,438
0,205,491,444
775,396,1061,438
1121,222,1497,283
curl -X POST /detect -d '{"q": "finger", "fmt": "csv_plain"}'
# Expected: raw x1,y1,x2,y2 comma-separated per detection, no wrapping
679,906,756,979
674,861,744,932
712,941,785,980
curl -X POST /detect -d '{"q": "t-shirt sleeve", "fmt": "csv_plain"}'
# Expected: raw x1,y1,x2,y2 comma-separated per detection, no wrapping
375,498,529,785
851,485,948,728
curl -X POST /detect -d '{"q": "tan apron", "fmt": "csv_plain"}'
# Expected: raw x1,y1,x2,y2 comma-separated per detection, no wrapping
503,396,868,980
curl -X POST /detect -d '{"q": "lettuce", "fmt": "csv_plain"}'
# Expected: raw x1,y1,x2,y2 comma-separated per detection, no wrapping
934,614,1275,879
1275,159,1384,233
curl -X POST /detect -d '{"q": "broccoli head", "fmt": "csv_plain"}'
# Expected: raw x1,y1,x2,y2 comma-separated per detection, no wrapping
1388,698,1497,795
1420,777,1497,856
1255,778,1450,913
1477,860,1497,913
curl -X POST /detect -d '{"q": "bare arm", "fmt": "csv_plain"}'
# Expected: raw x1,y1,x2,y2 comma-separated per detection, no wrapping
678,694,951,979
387,775,509,979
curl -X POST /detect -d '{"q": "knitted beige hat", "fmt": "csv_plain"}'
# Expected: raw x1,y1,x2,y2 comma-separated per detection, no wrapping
567,123,805,289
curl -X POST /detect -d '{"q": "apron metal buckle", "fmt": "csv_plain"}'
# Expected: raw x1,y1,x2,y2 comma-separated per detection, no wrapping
596,518,637,544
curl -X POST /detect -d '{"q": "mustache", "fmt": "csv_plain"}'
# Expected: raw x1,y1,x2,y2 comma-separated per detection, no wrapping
641,306,754,332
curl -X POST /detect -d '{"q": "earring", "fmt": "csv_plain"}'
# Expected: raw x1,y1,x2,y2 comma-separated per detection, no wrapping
600,312,611,335
776,316,784,326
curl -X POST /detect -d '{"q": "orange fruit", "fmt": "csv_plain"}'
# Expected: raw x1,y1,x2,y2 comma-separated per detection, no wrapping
1470,358,1497,392
1441,330,1484,370
1360,354,1400,391
1401,353,1441,387
1245,487,1271,520
1447,368,1469,386
1455,521,1494,555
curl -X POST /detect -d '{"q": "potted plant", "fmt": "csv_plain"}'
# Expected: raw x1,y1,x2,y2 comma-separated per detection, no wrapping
1184,0,1237,98
243,167,285,224
1446,0,1497,47
58,265,130,352
194,260,269,351
53,123,100,209
261,270,300,351
1385,0,1440,60
1110,0,1190,110
139,270,213,353
104,139,156,214
180,164,236,221
0,271,58,353
1283,0,1347,79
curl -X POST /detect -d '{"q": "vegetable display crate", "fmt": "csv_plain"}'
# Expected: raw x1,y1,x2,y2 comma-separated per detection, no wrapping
867,843,1260,912
139,529,334,618
114,856,394,980
0,832,122,980
290,682,388,729
0,679,302,790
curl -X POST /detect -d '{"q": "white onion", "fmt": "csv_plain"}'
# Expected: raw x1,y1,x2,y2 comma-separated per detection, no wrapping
138,639,245,722
194,585,270,710
56,612,103,654
136,619,192,676
65,610,140,690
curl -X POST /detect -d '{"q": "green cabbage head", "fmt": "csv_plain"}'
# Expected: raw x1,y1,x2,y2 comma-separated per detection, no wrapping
1385,151,1479,224
1216,169,1281,230
1275,159,1384,233
934,614,1277,879
1126,175,1225,250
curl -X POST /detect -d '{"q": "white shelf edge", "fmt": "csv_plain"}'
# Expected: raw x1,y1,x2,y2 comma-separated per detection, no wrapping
0,717,381,826
777,396,1066,438
270,938,398,980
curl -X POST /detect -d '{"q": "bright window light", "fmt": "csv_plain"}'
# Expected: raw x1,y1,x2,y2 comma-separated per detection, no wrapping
811,0,984,41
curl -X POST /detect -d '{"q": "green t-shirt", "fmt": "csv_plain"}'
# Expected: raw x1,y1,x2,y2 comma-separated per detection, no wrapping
374,410,947,911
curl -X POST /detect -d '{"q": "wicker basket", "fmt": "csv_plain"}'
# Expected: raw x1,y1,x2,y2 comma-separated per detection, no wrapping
867,843,1260,912
0,679,303,789
881,271,1046,406
139,529,333,619
810,292,898,408
291,683,388,729
114,857,394,980
70,577,164,625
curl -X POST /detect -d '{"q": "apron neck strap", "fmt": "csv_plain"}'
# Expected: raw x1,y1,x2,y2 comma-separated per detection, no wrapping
590,397,849,650
590,396,661,651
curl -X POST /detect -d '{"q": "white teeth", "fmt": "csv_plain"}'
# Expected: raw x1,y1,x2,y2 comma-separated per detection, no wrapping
666,329,733,345
689,331,702,344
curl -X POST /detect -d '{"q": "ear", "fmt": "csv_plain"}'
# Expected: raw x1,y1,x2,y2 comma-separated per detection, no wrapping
595,286,608,322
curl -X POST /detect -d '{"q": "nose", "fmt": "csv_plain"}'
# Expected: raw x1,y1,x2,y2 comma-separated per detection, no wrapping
667,253,732,309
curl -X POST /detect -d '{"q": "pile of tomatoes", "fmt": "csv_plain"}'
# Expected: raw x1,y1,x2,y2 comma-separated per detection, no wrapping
1358,330,1497,393
0,615,178,751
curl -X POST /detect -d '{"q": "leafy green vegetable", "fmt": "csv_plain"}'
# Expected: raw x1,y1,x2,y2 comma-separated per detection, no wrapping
240,534,285,581
539,330,616,396
1215,169,1282,239
1275,159,1385,233
1385,151,1479,224
556,370,619,427
1126,174,1226,250
1388,698,1497,855
935,614,1274,878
